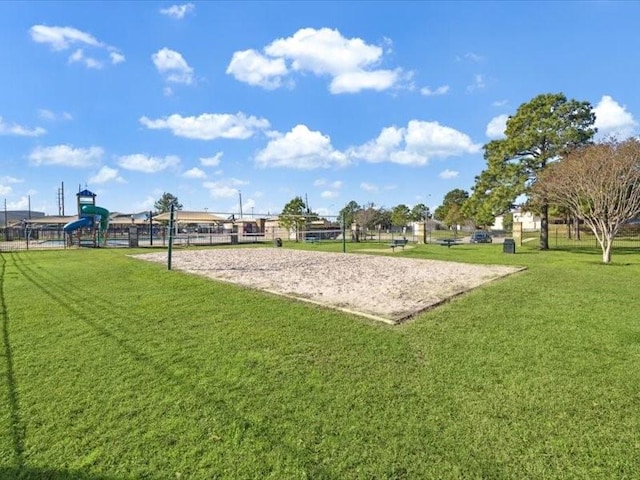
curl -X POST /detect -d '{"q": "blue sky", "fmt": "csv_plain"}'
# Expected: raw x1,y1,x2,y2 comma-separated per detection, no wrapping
1,1,639,218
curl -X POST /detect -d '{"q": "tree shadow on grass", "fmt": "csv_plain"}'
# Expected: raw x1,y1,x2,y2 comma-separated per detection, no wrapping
0,466,129,480
0,252,25,472
553,245,640,256
5,252,277,475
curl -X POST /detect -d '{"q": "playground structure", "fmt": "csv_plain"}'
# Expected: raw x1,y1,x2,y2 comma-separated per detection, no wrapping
63,189,110,247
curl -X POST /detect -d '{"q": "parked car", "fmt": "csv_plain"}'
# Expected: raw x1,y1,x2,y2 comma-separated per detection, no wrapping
470,230,493,243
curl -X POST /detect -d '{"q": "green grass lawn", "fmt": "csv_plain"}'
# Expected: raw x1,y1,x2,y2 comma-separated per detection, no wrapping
2,243,640,479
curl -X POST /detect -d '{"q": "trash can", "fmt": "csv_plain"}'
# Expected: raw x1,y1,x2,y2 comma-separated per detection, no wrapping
274,237,282,247
503,238,515,254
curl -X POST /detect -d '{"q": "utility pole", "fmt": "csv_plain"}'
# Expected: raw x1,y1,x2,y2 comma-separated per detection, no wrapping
238,190,243,219
28,195,31,219
57,181,65,216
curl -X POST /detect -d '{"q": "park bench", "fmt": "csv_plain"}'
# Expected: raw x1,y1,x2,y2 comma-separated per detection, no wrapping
389,238,409,251
438,238,461,248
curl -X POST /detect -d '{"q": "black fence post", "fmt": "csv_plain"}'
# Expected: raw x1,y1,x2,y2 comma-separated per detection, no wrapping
168,204,175,270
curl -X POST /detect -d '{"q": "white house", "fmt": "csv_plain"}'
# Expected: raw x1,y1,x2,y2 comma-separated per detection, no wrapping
493,209,541,231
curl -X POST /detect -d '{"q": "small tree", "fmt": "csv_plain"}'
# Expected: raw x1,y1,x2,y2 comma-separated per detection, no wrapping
154,192,183,214
535,138,640,263
280,196,310,241
443,204,466,234
356,202,386,230
371,207,392,231
339,200,361,226
410,203,428,222
434,189,468,222
502,212,514,232
391,204,410,230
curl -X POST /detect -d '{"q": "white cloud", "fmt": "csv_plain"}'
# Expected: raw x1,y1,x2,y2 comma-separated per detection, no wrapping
439,169,459,179
183,167,206,179
29,24,124,68
7,196,30,210
89,166,124,184
30,25,102,50
69,48,103,69
255,124,348,169
492,99,508,107
349,126,403,163
200,152,223,167
0,185,11,195
160,3,195,19
227,27,404,94
135,196,156,211
0,176,22,184
152,48,194,84
110,51,125,64
314,179,343,189
38,109,72,121
594,95,638,140
29,145,103,167
486,114,509,139
457,52,484,63
242,197,256,211
116,154,180,173
38,109,55,120
320,190,339,199
467,74,485,92
0,117,46,137
360,182,378,192
349,120,480,166
140,112,269,140
330,69,399,94
203,178,248,198
420,85,450,96
226,49,288,90
266,28,380,74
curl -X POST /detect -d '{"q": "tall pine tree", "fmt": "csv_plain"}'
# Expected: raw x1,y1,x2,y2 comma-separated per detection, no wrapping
465,93,596,249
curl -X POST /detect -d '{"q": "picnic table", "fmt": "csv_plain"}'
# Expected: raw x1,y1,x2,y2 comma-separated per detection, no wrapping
389,238,408,251
437,238,461,248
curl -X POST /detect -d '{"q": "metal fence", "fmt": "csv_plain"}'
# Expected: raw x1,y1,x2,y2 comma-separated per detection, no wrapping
521,224,640,249
0,226,269,252
0,222,468,252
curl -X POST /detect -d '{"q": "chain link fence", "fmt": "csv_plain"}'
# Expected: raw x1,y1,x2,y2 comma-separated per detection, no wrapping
520,223,640,249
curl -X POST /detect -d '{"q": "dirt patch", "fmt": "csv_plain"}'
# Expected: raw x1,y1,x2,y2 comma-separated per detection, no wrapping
134,248,523,324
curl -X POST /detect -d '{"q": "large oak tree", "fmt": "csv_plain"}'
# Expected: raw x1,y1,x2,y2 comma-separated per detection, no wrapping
465,93,596,249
